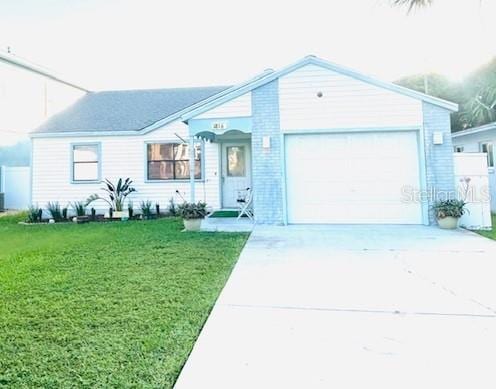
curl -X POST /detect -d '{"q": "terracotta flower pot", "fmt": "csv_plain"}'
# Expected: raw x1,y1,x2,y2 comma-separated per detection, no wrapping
183,218,203,231
437,216,459,229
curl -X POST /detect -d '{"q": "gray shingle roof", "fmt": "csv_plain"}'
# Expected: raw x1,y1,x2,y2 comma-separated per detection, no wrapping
33,86,230,134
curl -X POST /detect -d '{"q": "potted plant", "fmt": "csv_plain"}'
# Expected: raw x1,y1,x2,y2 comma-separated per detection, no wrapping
432,199,467,229
86,178,136,219
177,201,207,231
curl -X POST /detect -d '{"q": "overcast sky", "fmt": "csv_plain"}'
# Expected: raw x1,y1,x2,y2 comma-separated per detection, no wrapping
0,0,495,91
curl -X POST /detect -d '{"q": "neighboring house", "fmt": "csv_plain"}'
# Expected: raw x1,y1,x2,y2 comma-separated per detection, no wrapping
0,50,87,145
452,121,496,211
30,55,458,225
0,50,88,210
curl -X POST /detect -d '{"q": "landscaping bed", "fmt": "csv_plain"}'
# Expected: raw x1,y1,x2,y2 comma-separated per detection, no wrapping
0,213,248,388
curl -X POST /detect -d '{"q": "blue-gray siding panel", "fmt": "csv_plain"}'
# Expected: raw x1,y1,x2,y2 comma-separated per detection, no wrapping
251,80,284,224
422,102,456,224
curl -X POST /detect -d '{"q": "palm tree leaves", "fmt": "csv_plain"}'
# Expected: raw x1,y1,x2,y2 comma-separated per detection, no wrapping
391,0,433,12
462,86,496,128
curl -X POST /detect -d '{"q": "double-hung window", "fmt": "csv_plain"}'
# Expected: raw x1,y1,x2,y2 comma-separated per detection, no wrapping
72,144,100,182
480,142,494,168
147,143,202,180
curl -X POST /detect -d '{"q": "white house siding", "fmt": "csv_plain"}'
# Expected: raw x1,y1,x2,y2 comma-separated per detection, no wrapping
195,92,251,119
31,121,220,213
452,129,496,153
278,64,422,131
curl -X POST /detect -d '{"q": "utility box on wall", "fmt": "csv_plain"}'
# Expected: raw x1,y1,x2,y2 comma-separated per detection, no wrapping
453,153,492,230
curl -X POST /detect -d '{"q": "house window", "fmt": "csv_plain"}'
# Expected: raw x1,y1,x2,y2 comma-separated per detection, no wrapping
147,143,202,180
480,142,494,168
72,144,100,182
454,146,464,153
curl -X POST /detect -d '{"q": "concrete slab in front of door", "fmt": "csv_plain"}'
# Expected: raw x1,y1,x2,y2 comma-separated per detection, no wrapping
174,225,496,389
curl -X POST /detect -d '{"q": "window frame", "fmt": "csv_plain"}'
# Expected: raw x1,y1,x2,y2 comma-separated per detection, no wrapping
145,141,204,182
479,141,494,169
70,142,102,184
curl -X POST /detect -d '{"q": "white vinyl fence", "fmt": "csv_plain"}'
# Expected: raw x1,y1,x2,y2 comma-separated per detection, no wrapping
0,166,30,210
453,153,492,230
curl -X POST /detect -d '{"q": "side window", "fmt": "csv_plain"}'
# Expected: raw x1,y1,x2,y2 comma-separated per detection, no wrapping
72,144,100,182
480,142,494,168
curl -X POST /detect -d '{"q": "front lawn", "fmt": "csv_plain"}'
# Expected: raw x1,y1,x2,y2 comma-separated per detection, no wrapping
0,214,248,388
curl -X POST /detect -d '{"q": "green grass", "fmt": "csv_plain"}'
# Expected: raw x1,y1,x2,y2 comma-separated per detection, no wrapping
0,213,248,388
476,213,496,240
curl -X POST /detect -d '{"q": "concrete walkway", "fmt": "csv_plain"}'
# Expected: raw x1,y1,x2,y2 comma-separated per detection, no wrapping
175,225,496,389
201,217,255,232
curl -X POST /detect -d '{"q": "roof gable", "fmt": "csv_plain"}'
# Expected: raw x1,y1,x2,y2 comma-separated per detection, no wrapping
180,55,458,121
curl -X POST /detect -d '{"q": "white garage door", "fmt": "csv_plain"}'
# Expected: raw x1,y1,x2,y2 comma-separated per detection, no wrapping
285,132,422,224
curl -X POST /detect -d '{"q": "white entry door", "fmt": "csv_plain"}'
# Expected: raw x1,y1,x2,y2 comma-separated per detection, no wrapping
285,132,422,224
221,142,251,208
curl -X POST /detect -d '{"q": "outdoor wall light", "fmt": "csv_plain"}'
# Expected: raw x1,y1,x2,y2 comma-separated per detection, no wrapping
317,91,323,98
433,132,444,145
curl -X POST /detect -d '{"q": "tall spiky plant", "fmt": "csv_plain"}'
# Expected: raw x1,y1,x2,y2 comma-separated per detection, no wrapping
86,178,136,211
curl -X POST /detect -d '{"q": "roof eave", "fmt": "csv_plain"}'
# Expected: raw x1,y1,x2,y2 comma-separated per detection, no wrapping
452,122,496,138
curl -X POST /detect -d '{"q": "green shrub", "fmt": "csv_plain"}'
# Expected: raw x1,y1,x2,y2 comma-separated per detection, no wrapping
46,202,63,222
86,178,136,211
140,200,153,218
26,205,41,223
128,201,134,218
177,202,207,220
168,197,177,216
72,201,87,216
433,199,467,219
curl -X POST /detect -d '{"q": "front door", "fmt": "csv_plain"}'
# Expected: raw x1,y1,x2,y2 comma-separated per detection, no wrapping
221,142,251,208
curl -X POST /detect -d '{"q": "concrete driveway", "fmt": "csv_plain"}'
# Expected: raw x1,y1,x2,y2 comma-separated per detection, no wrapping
175,225,496,389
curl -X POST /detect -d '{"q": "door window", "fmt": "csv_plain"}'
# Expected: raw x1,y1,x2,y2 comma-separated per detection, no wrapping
227,146,246,177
